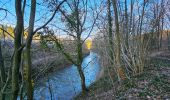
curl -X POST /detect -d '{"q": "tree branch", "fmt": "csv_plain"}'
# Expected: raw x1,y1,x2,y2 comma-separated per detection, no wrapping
33,0,67,34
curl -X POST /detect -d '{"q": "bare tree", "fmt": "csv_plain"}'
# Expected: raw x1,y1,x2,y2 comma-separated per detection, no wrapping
44,0,101,94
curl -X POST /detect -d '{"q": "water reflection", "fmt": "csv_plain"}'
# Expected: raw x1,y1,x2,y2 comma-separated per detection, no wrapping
34,52,100,100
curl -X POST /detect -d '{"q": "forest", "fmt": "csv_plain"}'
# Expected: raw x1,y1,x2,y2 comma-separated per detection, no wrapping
0,0,170,99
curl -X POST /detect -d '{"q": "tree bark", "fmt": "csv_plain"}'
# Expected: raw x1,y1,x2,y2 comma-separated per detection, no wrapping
124,0,129,51
111,0,122,80
12,0,23,99
0,40,6,100
77,39,88,93
75,0,88,93
107,0,114,65
139,0,147,37
0,40,5,84
24,0,36,99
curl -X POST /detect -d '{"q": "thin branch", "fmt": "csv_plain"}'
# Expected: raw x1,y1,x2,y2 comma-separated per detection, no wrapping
49,35,77,65
0,8,7,21
0,26,14,39
82,8,101,43
59,8,77,32
33,0,67,34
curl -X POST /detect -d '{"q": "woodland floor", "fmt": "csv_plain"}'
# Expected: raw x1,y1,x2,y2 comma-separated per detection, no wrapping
75,51,170,100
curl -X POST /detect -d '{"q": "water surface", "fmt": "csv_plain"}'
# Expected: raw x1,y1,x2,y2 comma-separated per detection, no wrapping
34,52,100,100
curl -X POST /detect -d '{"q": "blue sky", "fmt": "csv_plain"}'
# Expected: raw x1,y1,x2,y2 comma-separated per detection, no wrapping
0,0,16,26
0,0,102,25
0,0,55,26
1,0,167,39
0,0,104,39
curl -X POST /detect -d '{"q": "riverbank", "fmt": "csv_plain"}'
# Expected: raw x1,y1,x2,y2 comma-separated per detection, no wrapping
32,51,90,83
75,57,170,99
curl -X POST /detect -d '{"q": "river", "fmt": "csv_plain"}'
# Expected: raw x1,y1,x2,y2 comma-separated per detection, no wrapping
34,52,101,100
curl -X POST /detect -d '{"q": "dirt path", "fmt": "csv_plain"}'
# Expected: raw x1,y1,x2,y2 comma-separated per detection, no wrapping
150,50,170,62
149,51,164,57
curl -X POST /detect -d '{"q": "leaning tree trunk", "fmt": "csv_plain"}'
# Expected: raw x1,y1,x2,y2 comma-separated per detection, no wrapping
12,0,23,99
77,39,88,94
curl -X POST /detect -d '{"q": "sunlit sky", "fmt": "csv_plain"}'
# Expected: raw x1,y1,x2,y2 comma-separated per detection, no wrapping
0,0,58,27
0,0,104,39
1,0,169,39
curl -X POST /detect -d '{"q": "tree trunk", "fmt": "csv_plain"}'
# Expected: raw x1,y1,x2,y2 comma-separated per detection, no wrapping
75,1,88,93
77,38,88,93
0,40,6,84
111,0,123,80
160,0,164,49
12,0,23,99
19,0,26,99
107,0,114,64
0,40,6,100
24,0,36,99
139,0,146,37
77,64,88,93
124,0,129,51
24,48,33,99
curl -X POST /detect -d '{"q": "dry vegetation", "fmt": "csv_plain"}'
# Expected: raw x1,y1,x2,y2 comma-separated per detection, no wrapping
1,0,170,99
